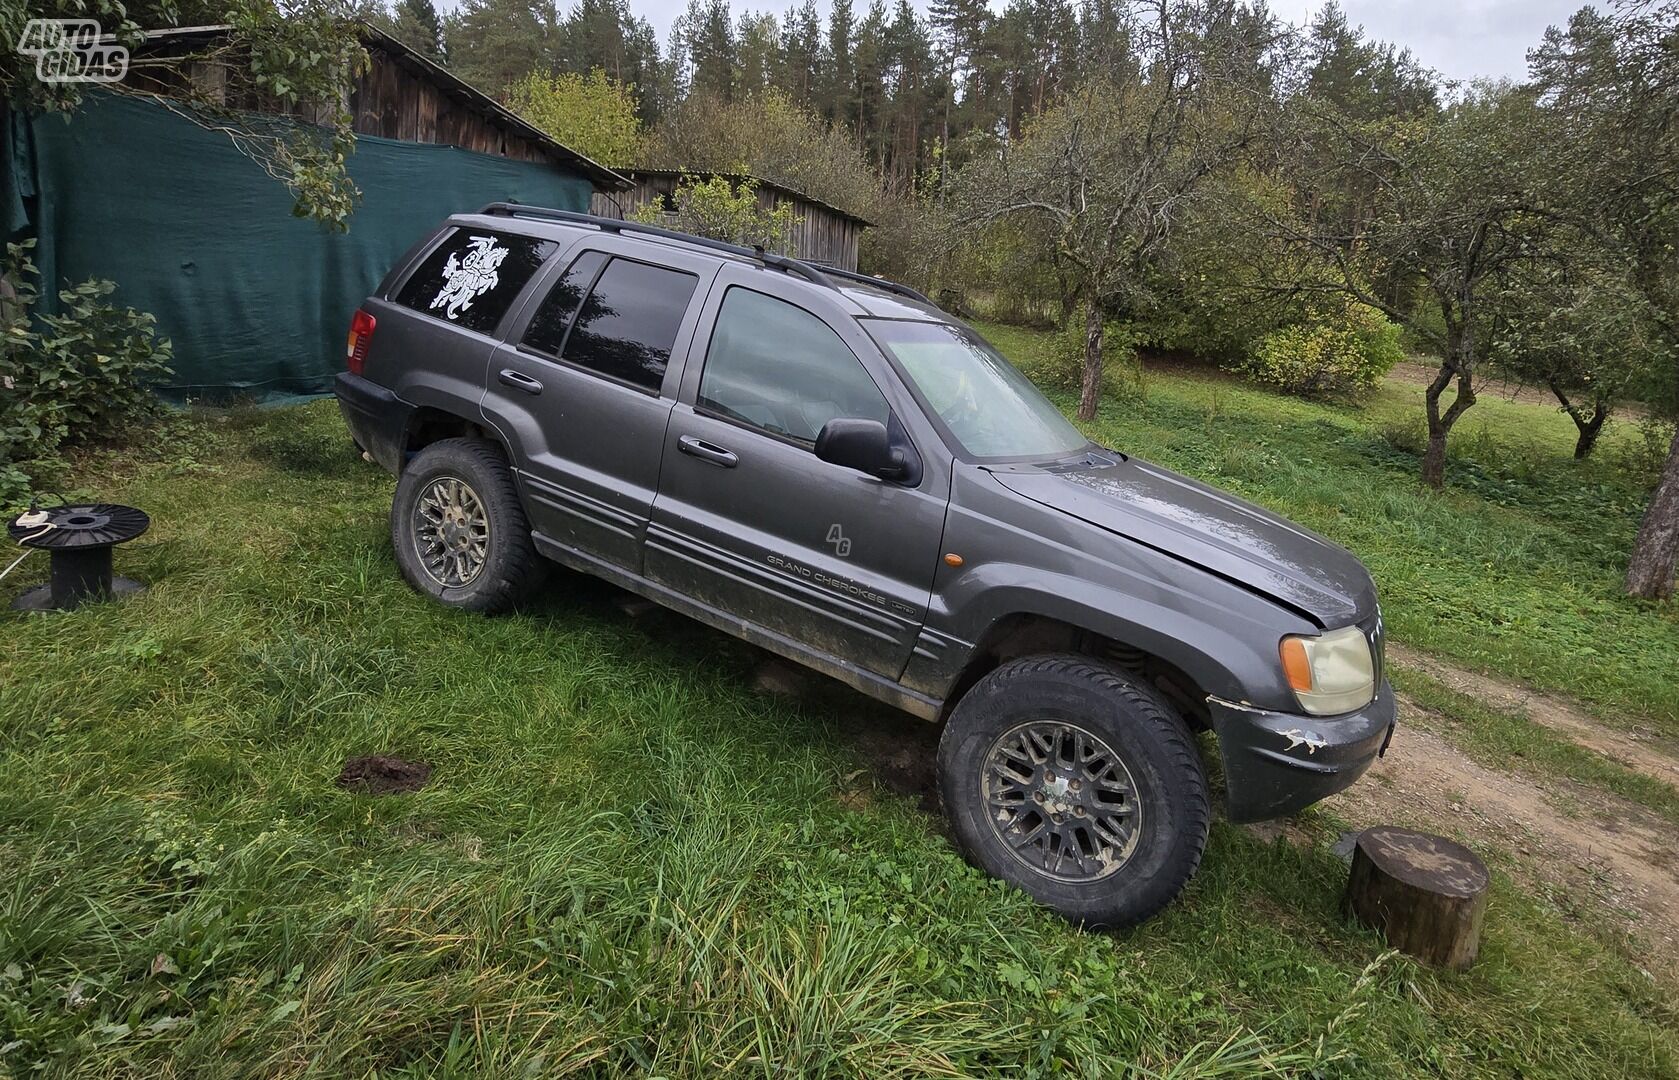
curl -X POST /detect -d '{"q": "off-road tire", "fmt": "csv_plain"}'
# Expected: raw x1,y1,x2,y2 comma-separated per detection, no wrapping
391,438,543,614
938,654,1209,927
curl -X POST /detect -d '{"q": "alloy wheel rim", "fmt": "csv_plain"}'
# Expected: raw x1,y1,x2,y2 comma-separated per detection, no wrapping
981,720,1143,883
414,475,490,588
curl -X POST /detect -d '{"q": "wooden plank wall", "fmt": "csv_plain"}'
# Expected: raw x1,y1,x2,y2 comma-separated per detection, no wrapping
137,40,556,165
592,175,862,271
347,46,551,163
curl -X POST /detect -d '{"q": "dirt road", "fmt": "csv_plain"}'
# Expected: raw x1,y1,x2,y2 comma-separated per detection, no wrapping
1320,654,1679,981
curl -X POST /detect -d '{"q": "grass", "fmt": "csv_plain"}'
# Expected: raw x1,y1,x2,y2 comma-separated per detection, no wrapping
977,321,1679,736
0,358,1675,1074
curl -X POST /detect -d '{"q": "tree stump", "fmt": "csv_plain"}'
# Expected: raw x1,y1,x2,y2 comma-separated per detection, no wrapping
1343,826,1489,970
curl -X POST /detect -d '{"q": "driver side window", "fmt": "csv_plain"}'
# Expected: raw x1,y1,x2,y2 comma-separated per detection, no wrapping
698,287,889,445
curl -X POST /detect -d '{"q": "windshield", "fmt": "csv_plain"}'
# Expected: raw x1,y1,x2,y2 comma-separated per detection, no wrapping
865,319,1090,459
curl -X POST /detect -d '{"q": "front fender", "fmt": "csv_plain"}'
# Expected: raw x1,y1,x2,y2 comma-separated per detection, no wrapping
903,566,1295,707
905,465,1319,711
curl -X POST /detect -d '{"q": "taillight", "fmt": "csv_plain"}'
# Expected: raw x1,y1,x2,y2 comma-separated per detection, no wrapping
346,309,376,375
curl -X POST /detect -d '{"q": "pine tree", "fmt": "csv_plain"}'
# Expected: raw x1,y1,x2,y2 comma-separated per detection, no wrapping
682,0,739,101
443,0,557,98
390,0,447,63
826,0,856,127
779,0,824,106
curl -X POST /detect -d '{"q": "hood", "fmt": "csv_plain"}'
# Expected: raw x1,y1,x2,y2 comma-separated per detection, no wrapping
990,453,1376,626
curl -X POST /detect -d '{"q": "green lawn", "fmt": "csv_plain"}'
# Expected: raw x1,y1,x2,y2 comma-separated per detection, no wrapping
977,322,1679,736
0,353,1676,1075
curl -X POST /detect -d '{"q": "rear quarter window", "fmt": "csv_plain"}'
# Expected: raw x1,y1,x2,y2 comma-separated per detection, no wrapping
395,228,558,335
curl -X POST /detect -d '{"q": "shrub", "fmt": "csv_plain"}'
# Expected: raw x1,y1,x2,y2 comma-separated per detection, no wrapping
505,69,642,167
0,241,172,508
630,174,800,253
1239,305,1403,400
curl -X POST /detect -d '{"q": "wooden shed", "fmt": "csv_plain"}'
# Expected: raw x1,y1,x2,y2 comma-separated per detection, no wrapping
592,169,871,271
131,22,629,194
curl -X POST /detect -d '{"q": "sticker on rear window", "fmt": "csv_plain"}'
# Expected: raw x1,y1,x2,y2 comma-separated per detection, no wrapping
431,235,509,321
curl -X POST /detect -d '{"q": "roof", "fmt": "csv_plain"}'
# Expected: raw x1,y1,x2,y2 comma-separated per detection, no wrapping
133,23,630,191
457,204,933,315
619,168,873,228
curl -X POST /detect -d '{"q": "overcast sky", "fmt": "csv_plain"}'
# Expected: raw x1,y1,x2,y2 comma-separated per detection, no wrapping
567,0,1584,84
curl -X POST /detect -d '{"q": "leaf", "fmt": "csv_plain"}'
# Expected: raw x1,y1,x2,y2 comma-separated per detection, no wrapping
267,999,302,1024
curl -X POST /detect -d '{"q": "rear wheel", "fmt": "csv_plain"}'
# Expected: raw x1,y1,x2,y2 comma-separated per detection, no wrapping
938,655,1209,927
391,438,543,613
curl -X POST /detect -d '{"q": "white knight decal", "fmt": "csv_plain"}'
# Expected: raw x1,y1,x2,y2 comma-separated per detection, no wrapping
431,235,509,320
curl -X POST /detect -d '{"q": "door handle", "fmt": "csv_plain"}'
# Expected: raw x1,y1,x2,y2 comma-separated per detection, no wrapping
498,369,543,395
677,434,738,468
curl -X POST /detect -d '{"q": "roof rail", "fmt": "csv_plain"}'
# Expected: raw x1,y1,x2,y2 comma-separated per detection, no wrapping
817,265,937,307
477,202,838,292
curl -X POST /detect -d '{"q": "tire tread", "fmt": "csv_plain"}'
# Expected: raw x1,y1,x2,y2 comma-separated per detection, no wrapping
937,653,1209,926
391,437,543,614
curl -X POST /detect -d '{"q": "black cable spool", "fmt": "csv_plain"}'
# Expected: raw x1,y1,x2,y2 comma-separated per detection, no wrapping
7,503,150,611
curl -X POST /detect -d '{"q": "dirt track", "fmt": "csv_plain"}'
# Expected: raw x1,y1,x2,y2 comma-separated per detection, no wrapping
1319,654,1679,982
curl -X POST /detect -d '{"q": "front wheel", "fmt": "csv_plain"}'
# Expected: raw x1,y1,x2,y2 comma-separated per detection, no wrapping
390,437,544,613
938,655,1209,927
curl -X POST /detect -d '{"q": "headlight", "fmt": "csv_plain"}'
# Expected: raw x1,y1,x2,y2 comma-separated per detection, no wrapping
1279,625,1375,716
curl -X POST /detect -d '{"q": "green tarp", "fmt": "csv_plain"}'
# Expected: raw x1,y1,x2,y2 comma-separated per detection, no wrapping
3,92,593,399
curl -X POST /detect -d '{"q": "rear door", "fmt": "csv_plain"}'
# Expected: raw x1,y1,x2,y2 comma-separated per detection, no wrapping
481,240,716,573
646,273,948,678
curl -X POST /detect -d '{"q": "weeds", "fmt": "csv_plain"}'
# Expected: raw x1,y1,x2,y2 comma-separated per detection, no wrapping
1,371,1677,1075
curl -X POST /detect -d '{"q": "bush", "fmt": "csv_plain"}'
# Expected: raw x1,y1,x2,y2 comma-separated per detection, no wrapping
0,241,172,507
629,174,799,252
1238,305,1403,400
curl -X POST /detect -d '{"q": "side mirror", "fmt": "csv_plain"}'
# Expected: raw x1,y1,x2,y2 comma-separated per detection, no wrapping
816,417,910,481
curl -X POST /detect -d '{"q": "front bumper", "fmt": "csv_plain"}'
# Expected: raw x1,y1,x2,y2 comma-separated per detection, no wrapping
1208,681,1396,822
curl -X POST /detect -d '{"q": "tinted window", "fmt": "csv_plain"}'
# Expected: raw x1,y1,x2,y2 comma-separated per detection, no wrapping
699,288,889,445
561,258,698,392
396,228,558,334
521,250,607,356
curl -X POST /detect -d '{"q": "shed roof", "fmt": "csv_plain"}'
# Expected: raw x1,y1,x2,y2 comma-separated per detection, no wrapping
135,22,631,191
619,168,873,228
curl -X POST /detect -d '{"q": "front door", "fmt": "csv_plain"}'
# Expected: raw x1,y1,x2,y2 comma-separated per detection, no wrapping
647,281,947,678
481,243,712,572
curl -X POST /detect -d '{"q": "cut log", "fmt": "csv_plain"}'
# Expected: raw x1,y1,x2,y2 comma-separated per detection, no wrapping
1343,826,1489,970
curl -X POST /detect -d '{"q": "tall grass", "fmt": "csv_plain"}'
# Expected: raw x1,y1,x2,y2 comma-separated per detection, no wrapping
0,397,1675,1075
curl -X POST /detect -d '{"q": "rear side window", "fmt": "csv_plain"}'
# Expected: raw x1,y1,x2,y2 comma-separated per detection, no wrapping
521,250,608,356
699,288,889,445
558,257,698,392
395,228,558,334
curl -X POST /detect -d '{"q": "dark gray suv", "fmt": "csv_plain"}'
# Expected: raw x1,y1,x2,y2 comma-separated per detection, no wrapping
336,203,1395,926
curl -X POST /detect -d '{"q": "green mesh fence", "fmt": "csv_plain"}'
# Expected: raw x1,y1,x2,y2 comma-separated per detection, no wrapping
3,92,594,400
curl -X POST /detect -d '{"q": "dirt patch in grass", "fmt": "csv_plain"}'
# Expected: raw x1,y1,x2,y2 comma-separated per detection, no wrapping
1388,642,1679,789
337,755,432,795
850,716,942,814
747,653,943,814
1325,701,1679,983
